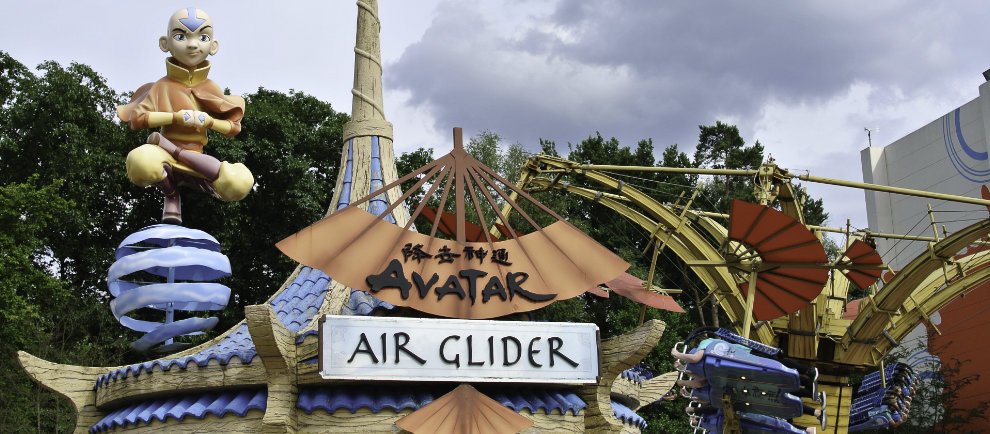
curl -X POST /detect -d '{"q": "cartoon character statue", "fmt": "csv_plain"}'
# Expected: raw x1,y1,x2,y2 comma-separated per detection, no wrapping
118,7,253,225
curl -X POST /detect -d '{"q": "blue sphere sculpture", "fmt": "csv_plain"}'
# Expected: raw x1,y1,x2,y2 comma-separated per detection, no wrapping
108,225,232,352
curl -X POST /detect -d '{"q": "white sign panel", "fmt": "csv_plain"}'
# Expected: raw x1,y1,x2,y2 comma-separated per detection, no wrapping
320,315,600,384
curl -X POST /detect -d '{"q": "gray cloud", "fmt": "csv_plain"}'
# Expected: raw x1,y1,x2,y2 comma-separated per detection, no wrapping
389,1,990,153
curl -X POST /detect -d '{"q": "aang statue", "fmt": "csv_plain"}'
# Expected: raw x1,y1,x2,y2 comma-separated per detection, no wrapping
118,7,253,225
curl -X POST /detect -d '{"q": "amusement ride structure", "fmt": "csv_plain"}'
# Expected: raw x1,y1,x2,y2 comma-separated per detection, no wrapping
509,155,990,431
15,2,990,434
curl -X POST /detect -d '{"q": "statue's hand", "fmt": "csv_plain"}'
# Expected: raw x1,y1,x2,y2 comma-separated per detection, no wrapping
174,110,213,131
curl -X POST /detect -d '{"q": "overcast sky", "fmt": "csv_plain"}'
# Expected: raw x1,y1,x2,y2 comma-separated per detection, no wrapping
5,1,990,230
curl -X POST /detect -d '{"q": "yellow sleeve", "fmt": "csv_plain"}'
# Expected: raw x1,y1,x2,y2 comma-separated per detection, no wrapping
210,119,234,135
147,112,175,128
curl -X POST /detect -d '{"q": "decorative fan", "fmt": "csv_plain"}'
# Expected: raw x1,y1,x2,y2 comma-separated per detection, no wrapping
595,273,685,313
839,239,884,290
727,199,829,322
395,384,533,434
278,128,629,319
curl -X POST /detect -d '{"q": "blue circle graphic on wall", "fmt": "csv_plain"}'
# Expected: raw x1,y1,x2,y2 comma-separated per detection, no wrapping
944,108,990,183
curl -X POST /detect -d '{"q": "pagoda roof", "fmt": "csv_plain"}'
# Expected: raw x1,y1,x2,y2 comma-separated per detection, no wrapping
271,266,333,333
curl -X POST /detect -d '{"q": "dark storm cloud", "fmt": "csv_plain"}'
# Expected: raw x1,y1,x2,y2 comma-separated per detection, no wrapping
389,1,990,152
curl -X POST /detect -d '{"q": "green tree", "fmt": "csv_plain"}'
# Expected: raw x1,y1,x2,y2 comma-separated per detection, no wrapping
693,121,765,213
0,53,144,299
466,130,504,175
396,147,435,210
561,133,697,432
0,178,76,432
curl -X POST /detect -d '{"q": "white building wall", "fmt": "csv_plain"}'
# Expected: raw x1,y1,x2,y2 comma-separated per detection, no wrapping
861,82,990,270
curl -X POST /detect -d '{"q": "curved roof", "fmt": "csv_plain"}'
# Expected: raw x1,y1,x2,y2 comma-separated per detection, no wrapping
611,400,648,429
297,384,587,416
89,388,266,433
270,266,332,332
95,324,256,388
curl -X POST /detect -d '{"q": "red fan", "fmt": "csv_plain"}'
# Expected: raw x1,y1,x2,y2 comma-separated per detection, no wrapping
418,205,510,242
840,239,884,290
728,199,829,321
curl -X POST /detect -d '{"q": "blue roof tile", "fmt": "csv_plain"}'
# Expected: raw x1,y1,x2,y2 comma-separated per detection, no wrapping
620,364,654,384
341,289,395,316
487,388,586,416
89,388,266,433
611,399,648,429
298,385,586,416
95,324,257,388
270,266,332,332
368,136,397,224
336,140,354,211
298,385,435,414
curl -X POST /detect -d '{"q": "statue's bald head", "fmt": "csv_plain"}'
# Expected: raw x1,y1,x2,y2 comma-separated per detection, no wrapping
169,7,212,33
159,7,218,68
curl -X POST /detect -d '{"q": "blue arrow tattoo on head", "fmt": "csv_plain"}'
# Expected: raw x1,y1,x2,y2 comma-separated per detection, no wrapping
179,7,206,31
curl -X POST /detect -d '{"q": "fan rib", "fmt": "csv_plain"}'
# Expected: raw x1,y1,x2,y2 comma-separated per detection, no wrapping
380,162,444,222
428,165,456,240
476,161,567,223
464,168,507,278
473,167,542,232
466,166,519,239
405,164,452,232
345,157,442,212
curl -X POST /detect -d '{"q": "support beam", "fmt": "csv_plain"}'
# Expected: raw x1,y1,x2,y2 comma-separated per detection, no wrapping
839,219,990,364
245,304,299,434
581,320,665,433
635,371,679,411
522,157,775,343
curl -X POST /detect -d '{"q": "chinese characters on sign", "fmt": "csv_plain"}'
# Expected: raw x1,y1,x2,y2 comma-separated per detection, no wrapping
367,243,553,304
400,243,509,265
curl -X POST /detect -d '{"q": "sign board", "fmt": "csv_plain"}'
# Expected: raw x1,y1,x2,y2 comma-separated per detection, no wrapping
319,315,600,384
